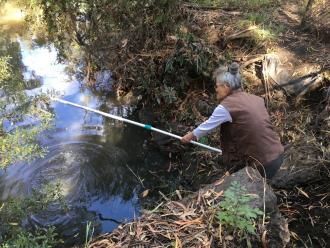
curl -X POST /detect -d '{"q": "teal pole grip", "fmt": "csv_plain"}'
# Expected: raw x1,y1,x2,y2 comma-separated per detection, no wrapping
144,124,152,130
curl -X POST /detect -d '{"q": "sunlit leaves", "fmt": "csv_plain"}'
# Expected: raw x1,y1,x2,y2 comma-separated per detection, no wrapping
0,125,46,168
0,27,53,168
0,56,11,83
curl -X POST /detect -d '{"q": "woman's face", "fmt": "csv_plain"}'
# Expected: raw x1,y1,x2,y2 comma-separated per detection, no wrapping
215,80,231,101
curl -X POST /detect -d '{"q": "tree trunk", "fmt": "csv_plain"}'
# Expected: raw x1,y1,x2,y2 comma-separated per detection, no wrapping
301,0,315,27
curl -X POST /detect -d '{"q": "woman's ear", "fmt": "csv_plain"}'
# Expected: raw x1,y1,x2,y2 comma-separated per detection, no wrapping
225,84,231,93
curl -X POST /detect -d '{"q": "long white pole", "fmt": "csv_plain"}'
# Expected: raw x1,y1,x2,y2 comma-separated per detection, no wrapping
52,97,222,154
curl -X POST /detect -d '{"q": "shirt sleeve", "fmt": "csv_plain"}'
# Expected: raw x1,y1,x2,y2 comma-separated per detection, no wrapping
193,105,232,139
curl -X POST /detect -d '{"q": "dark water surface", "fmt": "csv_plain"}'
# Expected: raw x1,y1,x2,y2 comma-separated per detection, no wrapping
0,4,170,245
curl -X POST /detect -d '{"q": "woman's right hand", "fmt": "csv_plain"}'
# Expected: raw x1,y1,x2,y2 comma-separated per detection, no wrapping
181,132,196,144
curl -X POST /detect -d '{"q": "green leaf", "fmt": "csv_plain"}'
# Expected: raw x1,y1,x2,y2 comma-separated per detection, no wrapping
216,181,262,237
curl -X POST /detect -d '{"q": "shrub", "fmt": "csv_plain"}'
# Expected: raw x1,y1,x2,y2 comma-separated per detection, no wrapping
217,181,263,236
0,182,65,247
0,228,60,248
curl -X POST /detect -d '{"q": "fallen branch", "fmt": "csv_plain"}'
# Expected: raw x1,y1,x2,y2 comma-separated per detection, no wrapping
241,55,265,69
295,74,325,104
225,26,258,41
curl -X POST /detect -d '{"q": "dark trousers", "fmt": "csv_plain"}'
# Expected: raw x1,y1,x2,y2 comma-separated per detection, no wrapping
257,154,284,179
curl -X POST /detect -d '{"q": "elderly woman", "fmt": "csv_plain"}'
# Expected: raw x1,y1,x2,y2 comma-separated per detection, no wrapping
181,62,284,179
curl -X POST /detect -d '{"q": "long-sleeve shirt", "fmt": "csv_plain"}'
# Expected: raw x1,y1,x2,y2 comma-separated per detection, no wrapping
193,105,232,139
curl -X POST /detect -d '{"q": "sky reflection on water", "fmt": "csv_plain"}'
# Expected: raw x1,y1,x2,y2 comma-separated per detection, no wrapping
0,9,159,244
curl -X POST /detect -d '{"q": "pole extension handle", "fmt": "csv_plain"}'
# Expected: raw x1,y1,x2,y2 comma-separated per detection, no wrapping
52,97,222,154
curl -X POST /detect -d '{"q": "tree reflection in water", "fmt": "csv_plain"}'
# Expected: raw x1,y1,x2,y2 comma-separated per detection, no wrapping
0,3,174,246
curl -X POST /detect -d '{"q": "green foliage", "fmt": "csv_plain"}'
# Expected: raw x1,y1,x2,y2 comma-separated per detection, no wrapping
253,28,275,43
15,0,215,113
236,15,281,47
231,0,285,46
135,29,217,108
198,136,209,144
217,181,263,235
0,228,59,248
247,12,268,24
157,33,216,103
0,34,25,93
0,95,53,168
0,27,53,168
159,85,177,105
171,31,214,76
188,0,278,10
221,0,276,10
18,0,182,60
245,11,285,37
0,56,11,82
0,183,65,247
187,0,219,6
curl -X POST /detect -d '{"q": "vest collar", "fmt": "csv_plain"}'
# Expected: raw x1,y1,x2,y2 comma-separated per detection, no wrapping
220,88,243,103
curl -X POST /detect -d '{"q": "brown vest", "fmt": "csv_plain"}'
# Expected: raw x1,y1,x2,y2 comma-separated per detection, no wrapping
220,90,284,166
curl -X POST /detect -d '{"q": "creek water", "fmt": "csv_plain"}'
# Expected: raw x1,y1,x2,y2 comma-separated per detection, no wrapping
0,4,170,246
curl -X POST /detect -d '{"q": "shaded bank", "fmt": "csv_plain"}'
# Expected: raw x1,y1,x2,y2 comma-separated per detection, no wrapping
88,168,290,247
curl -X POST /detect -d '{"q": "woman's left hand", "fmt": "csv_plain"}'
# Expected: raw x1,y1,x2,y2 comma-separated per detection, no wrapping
181,132,196,144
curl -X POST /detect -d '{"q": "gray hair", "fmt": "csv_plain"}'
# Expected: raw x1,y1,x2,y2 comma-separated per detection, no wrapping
213,62,241,90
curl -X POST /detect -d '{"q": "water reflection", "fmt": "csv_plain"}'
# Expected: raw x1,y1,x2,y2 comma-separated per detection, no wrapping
0,4,169,245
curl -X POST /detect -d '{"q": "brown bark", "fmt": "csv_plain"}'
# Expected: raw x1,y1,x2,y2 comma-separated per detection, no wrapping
301,0,315,27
